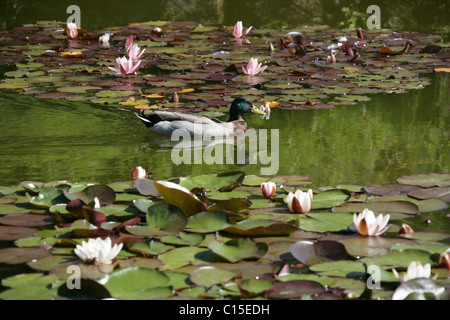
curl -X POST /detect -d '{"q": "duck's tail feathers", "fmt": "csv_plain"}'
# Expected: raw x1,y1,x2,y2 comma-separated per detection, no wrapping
135,113,155,128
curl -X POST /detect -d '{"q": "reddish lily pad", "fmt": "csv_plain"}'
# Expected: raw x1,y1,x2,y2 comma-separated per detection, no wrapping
0,225,37,241
397,173,450,188
0,247,52,264
0,213,54,227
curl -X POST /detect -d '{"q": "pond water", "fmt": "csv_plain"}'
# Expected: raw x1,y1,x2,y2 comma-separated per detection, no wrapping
0,73,448,187
0,0,449,188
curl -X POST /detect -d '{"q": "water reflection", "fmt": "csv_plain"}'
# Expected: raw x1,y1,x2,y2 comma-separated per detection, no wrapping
0,73,447,187
1,0,449,40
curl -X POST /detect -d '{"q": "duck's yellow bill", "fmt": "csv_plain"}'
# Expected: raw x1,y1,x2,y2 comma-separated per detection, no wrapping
251,105,266,115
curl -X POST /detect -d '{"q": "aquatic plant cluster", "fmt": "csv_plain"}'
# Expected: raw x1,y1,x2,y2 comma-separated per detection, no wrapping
0,19,449,300
0,170,448,300
0,20,448,114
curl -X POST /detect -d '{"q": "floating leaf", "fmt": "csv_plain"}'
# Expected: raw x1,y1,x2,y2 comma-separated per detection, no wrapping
0,225,37,241
290,240,347,265
0,247,52,264
133,179,161,197
332,201,419,214
100,267,170,300
64,185,116,206
0,213,54,227
184,211,228,233
268,280,325,299
222,219,297,236
146,203,187,233
397,173,450,188
154,180,207,217
298,212,354,233
207,239,268,263
189,266,236,287
311,189,350,209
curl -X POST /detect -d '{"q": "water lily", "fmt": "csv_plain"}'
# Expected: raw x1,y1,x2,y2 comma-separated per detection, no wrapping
74,237,123,265
108,56,141,75
66,22,78,39
242,57,267,76
398,223,414,234
127,43,145,61
392,261,432,282
93,197,101,209
286,189,313,213
259,102,271,120
131,166,147,179
352,208,391,236
99,32,113,46
232,21,252,38
261,181,276,198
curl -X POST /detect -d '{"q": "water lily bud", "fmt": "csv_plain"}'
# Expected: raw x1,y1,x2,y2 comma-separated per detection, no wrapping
398,223,414,234
286,189,313,213
269,42,275,52
151,27,162,37
131,166,147,179
93,197,101,209
261,181,276,198
439,251,450,270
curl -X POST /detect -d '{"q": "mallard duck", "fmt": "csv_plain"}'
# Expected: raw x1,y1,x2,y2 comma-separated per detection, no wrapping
135,97,266,137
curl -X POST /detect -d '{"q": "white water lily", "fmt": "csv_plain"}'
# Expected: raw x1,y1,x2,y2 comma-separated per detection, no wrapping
74,237,123,265
352,208,391,236
286,189,313,213
392,261,432,282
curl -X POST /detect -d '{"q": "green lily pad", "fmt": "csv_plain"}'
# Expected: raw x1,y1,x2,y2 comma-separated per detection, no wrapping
361,249,434,268
146,203,187,233
222,219,298,236
158,246,213,269
332,201,419,214
372,195,448,213
397,173,450,188
239,278,274,295
290,240,347,265
309,260,366,278
311,189,351,209
189,266,236,287
207,239,268,263
184,211,228,233
207,198,252,212
161,232,204,246
28,187,67,208
268,280,325,299
154,180,207,217
100,267,170,300
178,171,245,191
298,212,354,233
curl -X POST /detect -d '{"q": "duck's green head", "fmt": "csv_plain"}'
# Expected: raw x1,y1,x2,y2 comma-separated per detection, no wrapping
228,97,266,122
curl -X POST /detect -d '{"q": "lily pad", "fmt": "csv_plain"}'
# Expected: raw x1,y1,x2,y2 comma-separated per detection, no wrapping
268,280,325,299
154,180,207,217
290,240,347,265
0,247,52,264
222,219,298,236
311,189,350,209
397,173,450,188
146,203,187,233
100,267,170,300
332,201,419,214
207,238,268,263
189,266,236,287
184,211,228,233
298,212,354,233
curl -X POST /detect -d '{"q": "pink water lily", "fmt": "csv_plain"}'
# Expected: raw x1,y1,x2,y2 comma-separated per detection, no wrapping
127,43,145,60
108,56,141,75
261,181,276,198
242,57,267,76
67,22,78,39
286,189,313,213
232,21,252,38
352,208,391,236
